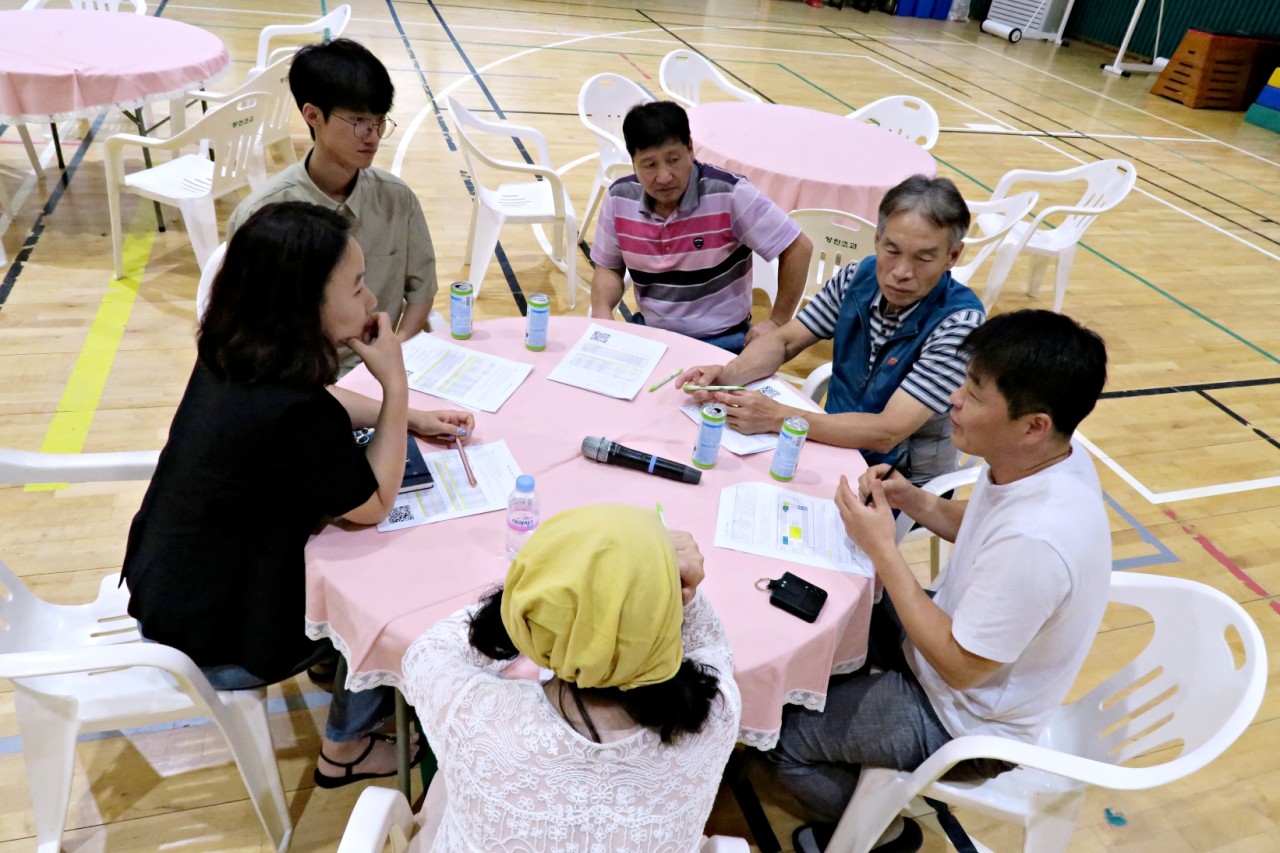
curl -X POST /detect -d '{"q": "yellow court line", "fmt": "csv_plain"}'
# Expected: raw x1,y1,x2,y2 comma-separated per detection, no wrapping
26,204,159,491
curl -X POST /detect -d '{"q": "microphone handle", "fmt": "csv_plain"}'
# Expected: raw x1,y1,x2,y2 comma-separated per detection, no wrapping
608,444,702,485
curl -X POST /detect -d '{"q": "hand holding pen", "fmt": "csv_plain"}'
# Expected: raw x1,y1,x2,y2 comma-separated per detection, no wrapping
861,461,905,507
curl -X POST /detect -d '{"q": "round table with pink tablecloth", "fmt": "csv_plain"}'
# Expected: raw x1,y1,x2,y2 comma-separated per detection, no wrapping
0,9,228,123
304,316,874,753
689,101,938,220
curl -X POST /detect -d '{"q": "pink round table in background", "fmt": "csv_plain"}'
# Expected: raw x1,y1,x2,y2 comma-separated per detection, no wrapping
690,101,938,220
305,316,874,750
0,9,228,122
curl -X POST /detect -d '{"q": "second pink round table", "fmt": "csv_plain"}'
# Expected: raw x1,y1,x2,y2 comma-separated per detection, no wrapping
689,101,938,220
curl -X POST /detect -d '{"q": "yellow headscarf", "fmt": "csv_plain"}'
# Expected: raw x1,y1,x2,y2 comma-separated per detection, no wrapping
500,503,684,690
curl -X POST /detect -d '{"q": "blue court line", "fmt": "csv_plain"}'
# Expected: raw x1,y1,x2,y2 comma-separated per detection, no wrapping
1104,491,1180,571
0,691,332,757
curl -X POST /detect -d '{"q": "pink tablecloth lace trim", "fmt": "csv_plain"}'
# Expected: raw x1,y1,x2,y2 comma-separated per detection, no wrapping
305,617,404,693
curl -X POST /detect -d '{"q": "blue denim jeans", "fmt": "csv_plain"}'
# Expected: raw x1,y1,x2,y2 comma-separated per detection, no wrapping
627,311,749,355
196,640,395,744
761,595,953,824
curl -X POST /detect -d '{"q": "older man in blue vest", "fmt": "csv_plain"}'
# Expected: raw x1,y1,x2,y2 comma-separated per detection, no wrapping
680,175,984,485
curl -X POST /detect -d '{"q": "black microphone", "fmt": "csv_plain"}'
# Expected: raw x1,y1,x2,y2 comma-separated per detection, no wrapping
581,436,702,485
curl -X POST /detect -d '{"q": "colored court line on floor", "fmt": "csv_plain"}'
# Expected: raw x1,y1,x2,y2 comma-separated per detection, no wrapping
25,204,158,492
1104,492,1179,571
1162,506,1280,616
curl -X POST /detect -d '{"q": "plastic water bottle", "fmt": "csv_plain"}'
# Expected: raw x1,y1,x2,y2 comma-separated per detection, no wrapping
505,474,539,559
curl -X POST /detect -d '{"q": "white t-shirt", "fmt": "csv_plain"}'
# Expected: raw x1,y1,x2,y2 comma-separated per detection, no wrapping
907,440,1111,742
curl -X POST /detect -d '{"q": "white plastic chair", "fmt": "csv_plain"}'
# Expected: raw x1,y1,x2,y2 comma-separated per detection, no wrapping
658,49,762,109
751,210,874,320
826,571,1268,853
577,73,654,236
195,240,227,322
949,190,1039,288
846,96,940,151
336,787,750,853
189,54,298,169
976,159,1137,313
105,92,273,279
253,3,352,73
444,97,581,307
0,450,292,853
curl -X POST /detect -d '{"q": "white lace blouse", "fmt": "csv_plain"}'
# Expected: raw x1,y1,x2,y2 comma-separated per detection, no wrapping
401,591,742,852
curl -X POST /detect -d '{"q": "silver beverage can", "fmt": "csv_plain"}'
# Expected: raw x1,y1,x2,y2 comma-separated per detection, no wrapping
692,404,727,469
770,416,809,482
525,293,550,351
450,281,473,340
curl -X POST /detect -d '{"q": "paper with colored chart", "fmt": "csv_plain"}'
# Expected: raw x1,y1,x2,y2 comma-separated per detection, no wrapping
546,323,667,399
714,482,873,576
378,440,521,532
401,333,532,413
679,377,817,455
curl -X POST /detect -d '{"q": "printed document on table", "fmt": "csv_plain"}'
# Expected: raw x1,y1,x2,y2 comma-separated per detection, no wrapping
680,377,817,455
714,482,873,577
546,323,667,399
401,333,532,413
378,440,521,532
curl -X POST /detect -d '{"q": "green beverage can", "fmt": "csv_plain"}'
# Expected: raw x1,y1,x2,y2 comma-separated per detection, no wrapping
770,416,809,481
525,293,550,351
450,281,473,339
692,403,727,469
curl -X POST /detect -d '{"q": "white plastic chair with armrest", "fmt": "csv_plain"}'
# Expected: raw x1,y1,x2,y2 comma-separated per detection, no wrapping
976,159,1137,313
825,571,1268,853
0,450,292,853
254,3,352,73
751,210,874,320
949,190,1038,289
445,97,581,308
105,92,273,279
336,787,750,853
578,73,653,236
846,96,940,151
659,49,761,108
189,54,297,169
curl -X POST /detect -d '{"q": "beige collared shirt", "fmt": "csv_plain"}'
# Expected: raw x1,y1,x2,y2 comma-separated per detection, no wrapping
227,157,438,369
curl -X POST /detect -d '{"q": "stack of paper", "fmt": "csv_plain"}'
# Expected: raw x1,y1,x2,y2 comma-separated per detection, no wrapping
547,323,668,399
378,440,522,532
679,377,818,455
401,334,531,413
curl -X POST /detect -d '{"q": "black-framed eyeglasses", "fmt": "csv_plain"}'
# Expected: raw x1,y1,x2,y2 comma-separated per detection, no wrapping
331,114,397,140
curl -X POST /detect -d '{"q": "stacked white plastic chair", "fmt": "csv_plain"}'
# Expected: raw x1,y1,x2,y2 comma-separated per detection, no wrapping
105,92,273,279
825,571,1267,853
950,190,1039,288
577,73,654,235
189,55,298,170
444,97,581,307
975,159,1137,312
658,49,761,108
0,449,293,853
846,95,940,150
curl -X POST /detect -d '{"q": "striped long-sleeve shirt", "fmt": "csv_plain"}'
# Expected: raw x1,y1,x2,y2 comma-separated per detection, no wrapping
796,260,985,414
590,162,801,338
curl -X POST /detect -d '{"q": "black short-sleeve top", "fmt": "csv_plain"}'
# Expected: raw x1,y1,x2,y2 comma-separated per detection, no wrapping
122,360,378,682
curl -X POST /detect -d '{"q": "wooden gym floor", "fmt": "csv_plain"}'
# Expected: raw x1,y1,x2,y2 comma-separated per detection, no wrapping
1,0,1279,850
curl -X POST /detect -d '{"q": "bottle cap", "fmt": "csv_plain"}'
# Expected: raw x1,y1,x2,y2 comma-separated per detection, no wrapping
516,474,535,491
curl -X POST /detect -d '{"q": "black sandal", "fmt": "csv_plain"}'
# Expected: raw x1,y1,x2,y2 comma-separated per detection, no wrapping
313,732,420,789
306,660,337,692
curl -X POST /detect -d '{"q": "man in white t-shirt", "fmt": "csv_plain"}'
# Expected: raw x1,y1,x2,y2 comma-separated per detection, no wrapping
766,310,1111,853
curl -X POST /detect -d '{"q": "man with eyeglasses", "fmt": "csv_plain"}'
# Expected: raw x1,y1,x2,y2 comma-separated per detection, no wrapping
228,38,437,375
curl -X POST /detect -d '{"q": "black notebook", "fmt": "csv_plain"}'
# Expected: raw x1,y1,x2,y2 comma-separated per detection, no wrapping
353,430,434,493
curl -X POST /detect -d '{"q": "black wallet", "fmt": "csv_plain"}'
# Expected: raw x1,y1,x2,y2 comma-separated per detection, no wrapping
761,572,828,623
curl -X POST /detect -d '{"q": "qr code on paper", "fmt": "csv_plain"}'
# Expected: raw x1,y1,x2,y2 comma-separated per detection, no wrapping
387,504,414,525
590,331,610,343
760,386,781,400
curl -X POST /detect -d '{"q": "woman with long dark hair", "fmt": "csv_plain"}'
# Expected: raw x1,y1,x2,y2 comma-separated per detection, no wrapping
123,201,473,786
401,503,742,851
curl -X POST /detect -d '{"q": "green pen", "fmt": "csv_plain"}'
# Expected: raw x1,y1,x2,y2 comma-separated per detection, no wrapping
648,367,682,392
656,502,667,527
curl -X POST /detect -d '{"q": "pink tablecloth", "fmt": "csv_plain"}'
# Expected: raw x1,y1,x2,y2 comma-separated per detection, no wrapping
305,317,874,749
690,102,938,221
0,10,228,122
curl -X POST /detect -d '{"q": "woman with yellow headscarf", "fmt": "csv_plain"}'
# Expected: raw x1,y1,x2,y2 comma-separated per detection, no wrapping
400,503,742,852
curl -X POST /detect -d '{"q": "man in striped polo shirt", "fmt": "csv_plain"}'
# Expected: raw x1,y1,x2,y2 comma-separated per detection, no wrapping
589,101,812,354
681,176,985,485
